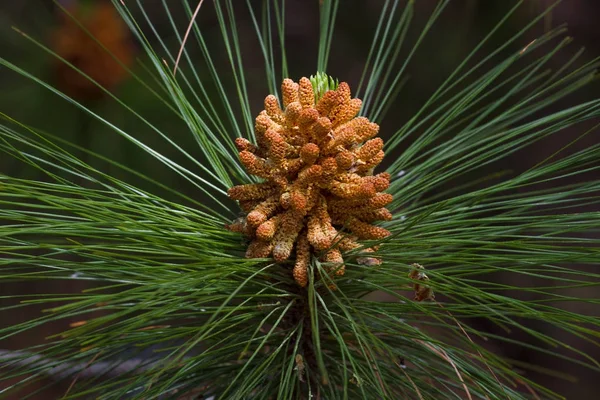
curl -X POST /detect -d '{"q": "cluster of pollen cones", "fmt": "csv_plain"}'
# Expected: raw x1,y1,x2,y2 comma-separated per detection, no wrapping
226,77,392,287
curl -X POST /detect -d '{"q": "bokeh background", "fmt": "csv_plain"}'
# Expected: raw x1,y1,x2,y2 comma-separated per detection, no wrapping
1,0,599,398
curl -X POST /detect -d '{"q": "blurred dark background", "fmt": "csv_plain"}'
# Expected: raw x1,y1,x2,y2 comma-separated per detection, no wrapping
1,0,599,398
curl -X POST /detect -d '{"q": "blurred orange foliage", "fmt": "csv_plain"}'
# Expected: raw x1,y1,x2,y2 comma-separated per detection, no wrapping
52,1,134,100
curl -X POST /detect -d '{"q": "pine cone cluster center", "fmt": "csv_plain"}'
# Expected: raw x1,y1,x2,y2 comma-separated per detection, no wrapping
227,77,392,287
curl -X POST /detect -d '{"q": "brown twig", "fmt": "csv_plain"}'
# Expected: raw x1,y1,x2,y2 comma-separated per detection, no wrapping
395,360,424,400
63,351,101,397
437,301,510,400
173,0,206,76
417,340,473,400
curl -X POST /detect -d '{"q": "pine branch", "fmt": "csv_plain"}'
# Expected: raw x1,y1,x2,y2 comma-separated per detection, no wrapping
0,349,156,380
1,1,599,399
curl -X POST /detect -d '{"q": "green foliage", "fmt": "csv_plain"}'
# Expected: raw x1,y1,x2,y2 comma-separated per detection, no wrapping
1,0,599,399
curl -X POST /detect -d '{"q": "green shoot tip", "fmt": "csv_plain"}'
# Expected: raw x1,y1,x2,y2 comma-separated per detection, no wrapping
310,72,339,102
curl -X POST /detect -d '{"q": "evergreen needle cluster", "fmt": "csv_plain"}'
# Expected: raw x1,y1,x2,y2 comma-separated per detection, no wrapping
1,1,599,399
